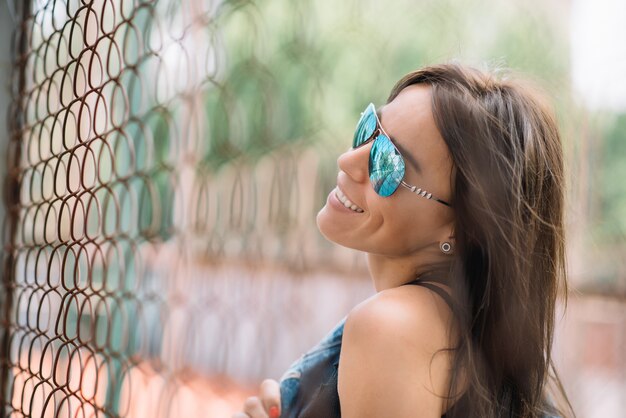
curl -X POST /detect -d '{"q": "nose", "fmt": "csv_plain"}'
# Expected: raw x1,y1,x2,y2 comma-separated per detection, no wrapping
337,143,370,184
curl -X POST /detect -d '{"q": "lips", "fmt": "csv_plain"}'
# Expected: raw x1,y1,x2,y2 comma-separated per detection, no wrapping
335,186,364,212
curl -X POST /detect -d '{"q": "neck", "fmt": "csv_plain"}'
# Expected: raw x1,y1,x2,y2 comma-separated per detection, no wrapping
366,250,452,292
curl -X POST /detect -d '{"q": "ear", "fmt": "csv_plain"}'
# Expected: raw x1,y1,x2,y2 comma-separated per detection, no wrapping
438,225,455,254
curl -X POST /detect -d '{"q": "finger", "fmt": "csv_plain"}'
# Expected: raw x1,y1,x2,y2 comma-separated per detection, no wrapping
231,413,249,418
259,379,281,417
243,396,269,418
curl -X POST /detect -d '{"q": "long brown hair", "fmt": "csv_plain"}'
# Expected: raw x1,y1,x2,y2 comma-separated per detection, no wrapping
387,62,574,417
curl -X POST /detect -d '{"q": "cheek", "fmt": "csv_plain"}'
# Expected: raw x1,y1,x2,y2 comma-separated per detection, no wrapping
378,205,434,250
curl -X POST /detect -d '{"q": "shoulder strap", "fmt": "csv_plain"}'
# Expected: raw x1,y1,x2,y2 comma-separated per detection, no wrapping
403,278,456,312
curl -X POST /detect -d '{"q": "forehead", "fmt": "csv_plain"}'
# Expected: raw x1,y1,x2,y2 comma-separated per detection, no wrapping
378,84,449,171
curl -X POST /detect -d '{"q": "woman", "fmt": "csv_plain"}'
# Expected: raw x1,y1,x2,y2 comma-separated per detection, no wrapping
233,62,573,418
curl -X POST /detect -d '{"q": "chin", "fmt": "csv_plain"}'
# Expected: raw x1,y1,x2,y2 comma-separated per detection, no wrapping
316,207,360,250
315,207,334,241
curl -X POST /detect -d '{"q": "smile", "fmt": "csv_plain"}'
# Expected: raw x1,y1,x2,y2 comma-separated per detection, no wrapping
335,188,364,212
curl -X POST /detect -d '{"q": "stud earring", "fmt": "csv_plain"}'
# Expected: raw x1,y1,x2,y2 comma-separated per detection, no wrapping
440,242,452,254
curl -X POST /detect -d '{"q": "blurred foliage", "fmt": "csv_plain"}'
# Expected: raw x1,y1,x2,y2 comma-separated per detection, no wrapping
211,0,571,148
596,114,626,241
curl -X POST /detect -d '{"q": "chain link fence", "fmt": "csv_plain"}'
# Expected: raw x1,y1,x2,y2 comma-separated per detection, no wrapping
0,1,372,416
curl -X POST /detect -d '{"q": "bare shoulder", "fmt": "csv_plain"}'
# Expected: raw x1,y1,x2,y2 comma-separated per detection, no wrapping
337,284,461,418
347,284,458,350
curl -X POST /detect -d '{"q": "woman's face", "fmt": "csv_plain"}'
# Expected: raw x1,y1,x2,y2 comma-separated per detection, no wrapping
316,84,454,257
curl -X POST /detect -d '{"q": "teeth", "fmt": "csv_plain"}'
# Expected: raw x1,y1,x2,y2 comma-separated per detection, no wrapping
335,188,364,212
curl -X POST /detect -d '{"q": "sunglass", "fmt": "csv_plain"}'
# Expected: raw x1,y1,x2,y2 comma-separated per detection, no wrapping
352,103,452,207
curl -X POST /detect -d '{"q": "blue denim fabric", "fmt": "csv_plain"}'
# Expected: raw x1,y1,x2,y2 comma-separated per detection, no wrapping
279,315,346,418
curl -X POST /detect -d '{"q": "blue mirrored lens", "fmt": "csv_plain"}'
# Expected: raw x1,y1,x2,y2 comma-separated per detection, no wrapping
369,134,405,197
353,104,377,148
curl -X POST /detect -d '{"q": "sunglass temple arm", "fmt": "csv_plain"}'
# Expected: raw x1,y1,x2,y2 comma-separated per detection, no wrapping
400,180,452,207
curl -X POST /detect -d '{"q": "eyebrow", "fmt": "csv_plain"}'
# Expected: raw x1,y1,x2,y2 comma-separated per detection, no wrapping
376,108,422,174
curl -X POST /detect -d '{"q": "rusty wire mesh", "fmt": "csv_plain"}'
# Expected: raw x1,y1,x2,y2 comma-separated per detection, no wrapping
0,0,372,416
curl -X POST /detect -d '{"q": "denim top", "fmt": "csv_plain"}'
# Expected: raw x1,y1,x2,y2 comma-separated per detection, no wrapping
277,278,561,418
279,313,345,418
